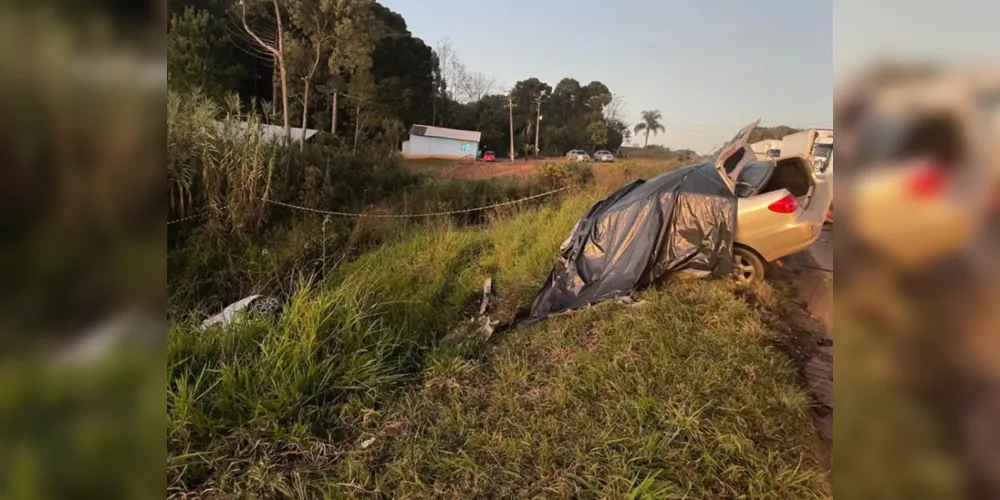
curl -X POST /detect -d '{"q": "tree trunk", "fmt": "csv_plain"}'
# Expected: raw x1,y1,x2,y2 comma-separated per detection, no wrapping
272,61,279,109
644,130,650,147
331,92,338,135
300,43,323,152
534,99,541,159
278,59,290,138
272,0,290,139
300,81,311,152
508,95,514,163
353,103,361,153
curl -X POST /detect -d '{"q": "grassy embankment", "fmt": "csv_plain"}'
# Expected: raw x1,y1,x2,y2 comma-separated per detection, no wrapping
167,160,830,498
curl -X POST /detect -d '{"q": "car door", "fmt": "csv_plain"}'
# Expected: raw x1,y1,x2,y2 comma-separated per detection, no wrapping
712,119,761,193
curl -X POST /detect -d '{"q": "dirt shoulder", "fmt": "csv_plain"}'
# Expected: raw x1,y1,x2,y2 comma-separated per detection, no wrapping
439,159,539,179
765,230,834,471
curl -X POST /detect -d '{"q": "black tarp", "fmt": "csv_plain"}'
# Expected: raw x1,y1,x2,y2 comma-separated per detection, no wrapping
525,161,738,322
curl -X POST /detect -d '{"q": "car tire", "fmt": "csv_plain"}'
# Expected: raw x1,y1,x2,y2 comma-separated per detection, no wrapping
249,296,282,318
733,246,765,285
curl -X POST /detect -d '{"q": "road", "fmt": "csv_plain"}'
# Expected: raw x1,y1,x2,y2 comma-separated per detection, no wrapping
779,223,834,459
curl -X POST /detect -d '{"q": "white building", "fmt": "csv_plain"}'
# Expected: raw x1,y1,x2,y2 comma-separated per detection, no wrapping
401,125,481,159
212,120,320,143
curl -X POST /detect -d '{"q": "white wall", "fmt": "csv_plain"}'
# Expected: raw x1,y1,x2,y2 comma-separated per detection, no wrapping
402,135,478,158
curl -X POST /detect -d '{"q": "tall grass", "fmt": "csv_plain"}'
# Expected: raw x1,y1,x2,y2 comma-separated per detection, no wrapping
167,188,828,498
168,91,288,230
167,90,596,313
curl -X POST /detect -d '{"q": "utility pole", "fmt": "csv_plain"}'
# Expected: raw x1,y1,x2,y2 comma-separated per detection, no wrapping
534,94,542,159
506,91,515,163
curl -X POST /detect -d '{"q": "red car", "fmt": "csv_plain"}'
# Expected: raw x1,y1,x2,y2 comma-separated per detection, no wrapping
483,151,496,162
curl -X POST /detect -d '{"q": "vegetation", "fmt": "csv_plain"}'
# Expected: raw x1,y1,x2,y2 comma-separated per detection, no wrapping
167,0,632,158
164,2,832,498
167,91,576,313
165,88,831,500
168,178,829,497
533,161,596,190
623,145,699,161
748,125,803,143
634,109,667,147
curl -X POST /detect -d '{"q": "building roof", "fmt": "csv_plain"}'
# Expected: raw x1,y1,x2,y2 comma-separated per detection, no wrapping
409,124,481,143
213,120,320,143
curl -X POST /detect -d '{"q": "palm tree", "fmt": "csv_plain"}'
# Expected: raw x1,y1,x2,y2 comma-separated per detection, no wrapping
633,110,666,147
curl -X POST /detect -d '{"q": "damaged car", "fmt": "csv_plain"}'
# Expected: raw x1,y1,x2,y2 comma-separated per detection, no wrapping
200,295,281,330
526,120,832,322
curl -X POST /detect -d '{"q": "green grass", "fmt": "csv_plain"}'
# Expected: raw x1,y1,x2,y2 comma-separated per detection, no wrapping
338,281,826,499
167,159,828,498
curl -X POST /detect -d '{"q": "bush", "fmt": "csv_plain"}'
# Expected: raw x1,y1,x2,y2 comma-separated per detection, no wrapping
167,91,564,312
533,160,595,189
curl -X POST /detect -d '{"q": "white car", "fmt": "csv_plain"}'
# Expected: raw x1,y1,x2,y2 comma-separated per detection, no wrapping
593,150,615,162
715,121,834,283
565,149,591,162
200,295,281,330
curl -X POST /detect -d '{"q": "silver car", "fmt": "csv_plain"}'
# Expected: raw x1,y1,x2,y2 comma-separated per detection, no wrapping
565,149,591,162
593,150,615,162
714,121,834,283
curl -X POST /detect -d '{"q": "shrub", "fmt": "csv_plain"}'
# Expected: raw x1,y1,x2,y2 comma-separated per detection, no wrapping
533,160,595,189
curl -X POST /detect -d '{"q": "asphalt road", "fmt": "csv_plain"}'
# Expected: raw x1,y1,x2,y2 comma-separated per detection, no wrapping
810,225,834,274
784,224,834,455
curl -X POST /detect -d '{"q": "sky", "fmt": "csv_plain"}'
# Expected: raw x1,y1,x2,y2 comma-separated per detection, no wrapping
380,0,832,153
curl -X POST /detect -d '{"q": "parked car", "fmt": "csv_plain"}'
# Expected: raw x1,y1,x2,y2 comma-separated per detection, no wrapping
593,150,615,162
565,149,591,162
717,121,834,283
483,150,496,162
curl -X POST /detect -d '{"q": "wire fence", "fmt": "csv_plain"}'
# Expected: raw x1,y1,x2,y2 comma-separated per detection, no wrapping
166,187,570,225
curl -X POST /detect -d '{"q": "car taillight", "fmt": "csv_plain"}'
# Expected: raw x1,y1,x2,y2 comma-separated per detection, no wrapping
905,162,947,198
767,194,799,214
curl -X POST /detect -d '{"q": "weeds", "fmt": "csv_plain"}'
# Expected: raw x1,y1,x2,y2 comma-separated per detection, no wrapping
167,187,829,498
534,160,596,189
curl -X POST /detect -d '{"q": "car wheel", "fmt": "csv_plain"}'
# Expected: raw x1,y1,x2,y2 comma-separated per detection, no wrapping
733,247,765,285
249,296,282,317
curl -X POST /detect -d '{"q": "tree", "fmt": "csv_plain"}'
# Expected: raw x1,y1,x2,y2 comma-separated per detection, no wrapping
587,120,608,150
747,125,802,143
434,38,466,101
327,0,377,138
430,51,444,125
606,118,629,151
510,78,552,154
371,27,437,127
455,70,496,103
167,7,244,100
347,68,377,153
237,0,291,137
285,0,338,149
633,109,666,147
604,94,628,124
581,81,612,113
